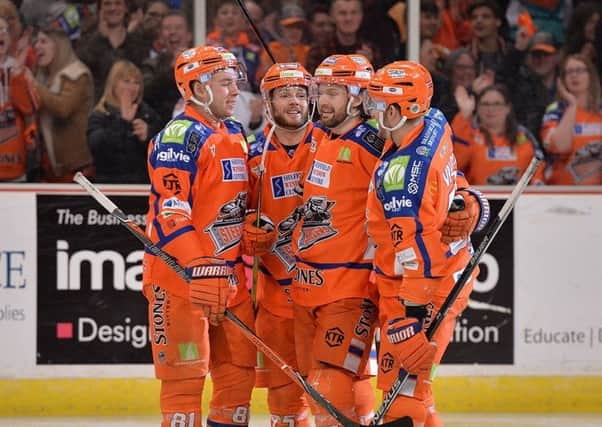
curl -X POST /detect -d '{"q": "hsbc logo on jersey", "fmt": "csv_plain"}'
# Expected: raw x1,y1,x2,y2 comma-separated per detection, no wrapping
271,172,301,199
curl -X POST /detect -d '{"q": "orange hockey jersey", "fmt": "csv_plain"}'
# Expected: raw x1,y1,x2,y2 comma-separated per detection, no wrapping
541,102,602,185
247,123,317,318
366,108,473,304
292,120,384,307
143,106,249,305
0,62,38,181
451,113,545,185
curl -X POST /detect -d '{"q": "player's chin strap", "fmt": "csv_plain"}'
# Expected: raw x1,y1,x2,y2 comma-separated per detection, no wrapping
72,172,412,427
377,110,407,132
189,86,225,125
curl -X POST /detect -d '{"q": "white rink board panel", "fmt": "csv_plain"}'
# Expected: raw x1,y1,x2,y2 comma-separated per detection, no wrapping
514,194,602,374
1,186,602,378
0,192,36,376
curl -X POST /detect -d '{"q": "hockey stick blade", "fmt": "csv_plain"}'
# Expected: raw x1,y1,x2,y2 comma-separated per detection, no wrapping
73,173,411,427
371,153,543,425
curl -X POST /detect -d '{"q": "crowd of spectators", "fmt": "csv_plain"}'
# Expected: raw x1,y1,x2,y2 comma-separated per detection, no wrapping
0,0,599,185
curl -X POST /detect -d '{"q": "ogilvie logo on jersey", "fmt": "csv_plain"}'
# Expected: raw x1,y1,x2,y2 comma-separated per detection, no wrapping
383,195,413,211
295,267,324,286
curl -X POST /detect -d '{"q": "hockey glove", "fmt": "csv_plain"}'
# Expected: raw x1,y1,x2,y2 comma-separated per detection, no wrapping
241,211,276,257
187,257,235,326
386,317,437,375
441,189,490,243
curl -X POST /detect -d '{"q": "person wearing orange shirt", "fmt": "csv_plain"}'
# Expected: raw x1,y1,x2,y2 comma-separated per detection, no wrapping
245,62,314,427
366,61,480,427
207,0,261,91
541,54,602,185
258,5,310,80
452,83,545,185
143,46,256,427
0,15,37,182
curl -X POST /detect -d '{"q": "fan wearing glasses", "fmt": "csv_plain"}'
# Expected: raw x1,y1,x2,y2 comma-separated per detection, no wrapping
541,54,602,185
452,83,545,185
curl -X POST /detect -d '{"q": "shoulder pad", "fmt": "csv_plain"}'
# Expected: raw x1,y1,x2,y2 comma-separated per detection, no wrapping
248,131,267,159
156,117,214,156
351,122,384,157
224,118,244,135
313,121,331,135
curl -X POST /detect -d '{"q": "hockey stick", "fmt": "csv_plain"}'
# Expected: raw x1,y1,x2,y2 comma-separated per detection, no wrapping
235,0,276,64
371,148,545,425
72,172,411,427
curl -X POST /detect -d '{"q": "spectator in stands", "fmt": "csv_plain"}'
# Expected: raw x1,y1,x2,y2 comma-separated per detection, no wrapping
361,0,399,64
258,4,310,76
0,15,38,182
541,54,602,185
468,0,509,75
420,37,455,121
308,4,334,47
87,60,160,183
306,0,382,72
206,0,261,91
438,47,496,121
452,83,545,185
44,2,84,44
136,0,169,57
499,30,560,137
419,0,459,52
142,9,192,124
31,27,94,182
564,1,600,68
76,0,148,101
0,0,35,70
505,0,571,45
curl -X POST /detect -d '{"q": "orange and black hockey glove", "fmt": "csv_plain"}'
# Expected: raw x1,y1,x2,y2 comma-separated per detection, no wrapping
187,257,236,326
387,316,437,375
241,211,276,257
441,188,490,244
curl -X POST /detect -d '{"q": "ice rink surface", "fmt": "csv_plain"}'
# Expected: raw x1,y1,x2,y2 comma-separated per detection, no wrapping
2,414,602,426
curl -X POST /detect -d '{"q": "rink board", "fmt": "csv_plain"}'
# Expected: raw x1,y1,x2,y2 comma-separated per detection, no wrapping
1,185,601,414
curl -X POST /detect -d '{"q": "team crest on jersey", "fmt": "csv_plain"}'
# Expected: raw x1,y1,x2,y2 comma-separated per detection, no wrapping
486,146,517,161
297,196,337,251
204,192,246,255
306,160,332,188
568,141,601,183
221,158,248,181
486,166,519,185
272,206,305,271
271,171,302,199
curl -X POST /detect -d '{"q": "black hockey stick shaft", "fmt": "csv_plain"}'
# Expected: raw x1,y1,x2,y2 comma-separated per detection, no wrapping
372,149,544,425
235,0,276,64
72,173,410,427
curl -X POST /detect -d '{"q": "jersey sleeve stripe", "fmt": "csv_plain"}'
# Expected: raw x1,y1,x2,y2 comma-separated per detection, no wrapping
295,258,373,271
156,225,196,249
414,219,432,278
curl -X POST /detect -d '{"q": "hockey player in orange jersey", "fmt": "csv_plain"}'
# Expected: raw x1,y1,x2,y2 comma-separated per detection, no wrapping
143,45,256,427
244,62,315,426
291,54,381,427
366,61,483,427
